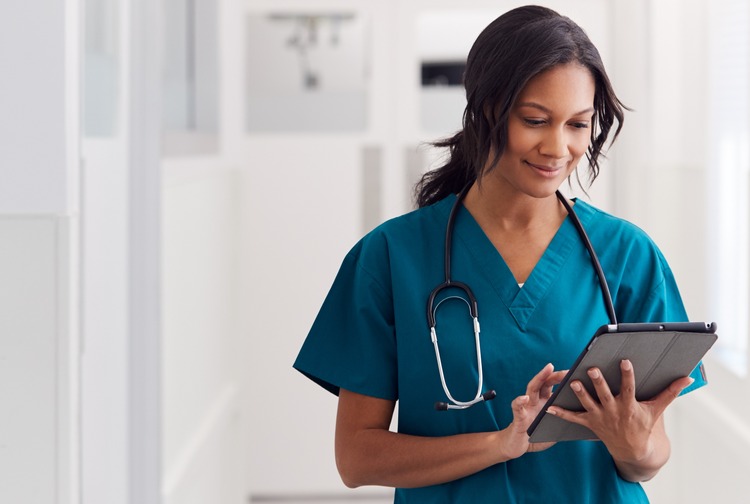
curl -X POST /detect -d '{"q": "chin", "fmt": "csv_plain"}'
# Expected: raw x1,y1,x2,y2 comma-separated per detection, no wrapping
521,183,565,200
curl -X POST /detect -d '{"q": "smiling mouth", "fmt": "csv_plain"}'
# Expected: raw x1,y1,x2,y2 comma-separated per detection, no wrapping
525,161,565,177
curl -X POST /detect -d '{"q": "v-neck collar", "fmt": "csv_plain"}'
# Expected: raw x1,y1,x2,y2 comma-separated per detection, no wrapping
434,194,596,330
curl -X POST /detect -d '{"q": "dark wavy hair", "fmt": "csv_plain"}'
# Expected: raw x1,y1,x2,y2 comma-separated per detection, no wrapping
415,5,626,208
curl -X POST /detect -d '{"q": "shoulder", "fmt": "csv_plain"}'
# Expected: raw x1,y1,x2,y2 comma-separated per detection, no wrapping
346,195,454,269
574,199,674,290
575,199,667,266
575,200,650,240
574,200,686,320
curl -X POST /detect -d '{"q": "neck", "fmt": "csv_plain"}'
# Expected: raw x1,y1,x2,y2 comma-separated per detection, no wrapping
462,180,567,232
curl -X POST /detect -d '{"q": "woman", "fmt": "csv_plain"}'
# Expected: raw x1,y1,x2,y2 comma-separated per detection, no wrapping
294,5,705,502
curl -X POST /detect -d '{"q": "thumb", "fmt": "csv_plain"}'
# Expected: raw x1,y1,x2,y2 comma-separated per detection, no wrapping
510,395,531,427
650,376,694,416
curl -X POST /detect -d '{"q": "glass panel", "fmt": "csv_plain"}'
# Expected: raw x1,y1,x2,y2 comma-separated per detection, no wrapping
163,0,219,154
416,11,498,134
706,0,750,376
84,0,120,137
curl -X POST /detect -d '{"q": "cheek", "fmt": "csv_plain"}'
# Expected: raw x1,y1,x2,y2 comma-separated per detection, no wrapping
570,136,590,160
505,126,538,155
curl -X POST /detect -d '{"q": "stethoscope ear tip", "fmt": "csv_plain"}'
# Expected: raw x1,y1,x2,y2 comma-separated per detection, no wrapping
483,390,497,401
435,402,449,411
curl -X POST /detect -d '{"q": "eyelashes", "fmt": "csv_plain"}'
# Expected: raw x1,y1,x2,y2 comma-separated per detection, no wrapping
523,118,546,126
522,118,590,129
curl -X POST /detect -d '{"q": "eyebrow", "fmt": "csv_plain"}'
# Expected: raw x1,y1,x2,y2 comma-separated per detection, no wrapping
516,102,595,116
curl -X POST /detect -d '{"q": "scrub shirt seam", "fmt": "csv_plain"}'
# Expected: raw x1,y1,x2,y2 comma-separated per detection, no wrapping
352,254,391,300
332,255,399,401
615,254,672,323
452,223,515,309
347,235,398,307
640,275,669,319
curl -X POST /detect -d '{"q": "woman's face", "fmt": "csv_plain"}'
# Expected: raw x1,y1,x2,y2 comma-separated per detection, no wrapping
491,63,596,199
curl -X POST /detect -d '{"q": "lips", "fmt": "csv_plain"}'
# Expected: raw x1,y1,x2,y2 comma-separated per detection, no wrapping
525,161,565,177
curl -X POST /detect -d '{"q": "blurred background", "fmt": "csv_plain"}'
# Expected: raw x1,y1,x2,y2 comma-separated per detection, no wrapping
1,0,749,503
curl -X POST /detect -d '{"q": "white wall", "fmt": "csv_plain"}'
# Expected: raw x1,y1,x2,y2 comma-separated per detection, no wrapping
80,137,131,504
238,1,398,497
81,0,164,503
0,218,77,503
80,1,132,500
0,1,80,503
161,166,245,504
0,1,79,215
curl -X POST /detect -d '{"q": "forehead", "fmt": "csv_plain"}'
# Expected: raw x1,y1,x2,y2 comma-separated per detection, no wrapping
515,63,596,112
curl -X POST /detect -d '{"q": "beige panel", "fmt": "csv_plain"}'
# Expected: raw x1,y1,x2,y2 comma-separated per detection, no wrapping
362,145,382,233
0,217,60,503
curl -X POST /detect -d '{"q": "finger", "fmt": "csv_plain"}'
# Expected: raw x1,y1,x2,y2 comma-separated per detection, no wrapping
526,364,554,404
587,367,615,407
618,359,636,406
541,370,568,399
649,376,695,417
527,441,556,453
570,379,599,412
511,394,530,416
544,370,568,387
510,395,532,429
526,363,554,395
546,405,589,428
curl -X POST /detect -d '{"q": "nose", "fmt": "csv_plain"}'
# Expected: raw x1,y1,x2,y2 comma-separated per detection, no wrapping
539,127,569,160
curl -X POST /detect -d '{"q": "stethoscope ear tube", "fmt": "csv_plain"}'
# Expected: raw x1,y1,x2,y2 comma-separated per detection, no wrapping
554,192,617,326
427,281,479,327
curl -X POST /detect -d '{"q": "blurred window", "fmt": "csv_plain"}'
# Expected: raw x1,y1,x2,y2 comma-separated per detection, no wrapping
163,0,219,155
707,0,750,375
84,0,120,137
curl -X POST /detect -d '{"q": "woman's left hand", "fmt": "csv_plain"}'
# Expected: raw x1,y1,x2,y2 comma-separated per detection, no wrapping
546,359,694,477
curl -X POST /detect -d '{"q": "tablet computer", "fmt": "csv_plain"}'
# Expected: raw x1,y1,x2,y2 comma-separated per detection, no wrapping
527,322,718,443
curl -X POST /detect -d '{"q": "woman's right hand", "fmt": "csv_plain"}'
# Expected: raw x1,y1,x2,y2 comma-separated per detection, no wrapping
500,363,567,459
334,364,567,489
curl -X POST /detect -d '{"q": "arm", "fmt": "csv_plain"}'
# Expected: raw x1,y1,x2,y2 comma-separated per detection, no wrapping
335,364,566,488
547,359,694,482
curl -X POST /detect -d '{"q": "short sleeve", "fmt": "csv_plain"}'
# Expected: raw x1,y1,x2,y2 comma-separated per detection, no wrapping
619,250,708,394
293,238,398,400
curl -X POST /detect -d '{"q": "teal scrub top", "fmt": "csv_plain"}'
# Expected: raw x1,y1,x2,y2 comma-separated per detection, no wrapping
294,195,707,504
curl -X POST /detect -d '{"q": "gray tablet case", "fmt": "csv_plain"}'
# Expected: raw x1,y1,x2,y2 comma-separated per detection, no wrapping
527,322,718,443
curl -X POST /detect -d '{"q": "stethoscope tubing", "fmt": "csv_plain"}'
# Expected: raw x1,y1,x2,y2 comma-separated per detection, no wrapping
554,192,617,325
427,182,617,411
430,296,485,410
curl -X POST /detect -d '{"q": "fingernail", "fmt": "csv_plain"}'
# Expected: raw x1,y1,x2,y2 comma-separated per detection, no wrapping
547,408,558,416
571,381,582,392
588,368,600,379
622,359,632,370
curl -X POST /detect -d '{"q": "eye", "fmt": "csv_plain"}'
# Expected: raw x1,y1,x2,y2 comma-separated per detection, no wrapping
569,121,590,129
523,118,547,127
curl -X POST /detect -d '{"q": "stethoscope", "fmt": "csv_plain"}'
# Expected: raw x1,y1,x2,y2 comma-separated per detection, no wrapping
427,183,617,410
